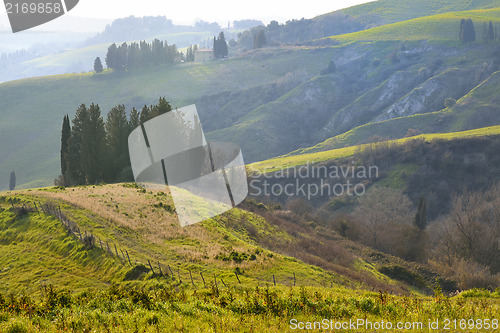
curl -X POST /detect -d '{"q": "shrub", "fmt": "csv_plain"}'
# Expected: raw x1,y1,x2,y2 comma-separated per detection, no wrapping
378,265,426,288
444,97,457,108
82,235,95,249
124,265,150,280
6,322,27,333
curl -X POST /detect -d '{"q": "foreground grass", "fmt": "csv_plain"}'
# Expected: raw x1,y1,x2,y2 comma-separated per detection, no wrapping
0,284,499,332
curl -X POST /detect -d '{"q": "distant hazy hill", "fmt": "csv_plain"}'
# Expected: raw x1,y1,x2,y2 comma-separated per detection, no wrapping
82,16,203,46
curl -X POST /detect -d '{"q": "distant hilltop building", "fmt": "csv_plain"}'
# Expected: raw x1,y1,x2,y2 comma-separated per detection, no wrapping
195,49,214,62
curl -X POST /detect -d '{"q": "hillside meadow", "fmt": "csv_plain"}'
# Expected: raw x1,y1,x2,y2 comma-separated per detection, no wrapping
1,184,500,332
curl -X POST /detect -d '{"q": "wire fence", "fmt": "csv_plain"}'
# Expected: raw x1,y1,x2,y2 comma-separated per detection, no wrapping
7,200,302,289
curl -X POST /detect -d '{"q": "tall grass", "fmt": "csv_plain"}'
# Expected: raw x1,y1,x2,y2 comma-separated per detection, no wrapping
0,284,498,332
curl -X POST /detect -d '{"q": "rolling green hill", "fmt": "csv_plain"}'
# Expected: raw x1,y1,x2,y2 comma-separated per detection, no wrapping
3,1,500,193
3,39,500,190
288,70,500,155
0,47,334,190
331,8,500,42
0,183,436,296
18,31,215,80
208,40,500,162
340,0,500,25
250,125,500,172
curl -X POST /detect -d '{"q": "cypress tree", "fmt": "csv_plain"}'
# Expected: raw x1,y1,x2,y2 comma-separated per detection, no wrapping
105,43,118,69
465,19,476,43
70,104,89,184
128,107,140,132
488,21,495,41
150,96,172,118
254,29,267,49
79,103,106,184
117,42,128,70
459,19,465,42
140,105,151,124
105,105,129,182
60,114,71,185
482,22,489,42
460,19,475,43
9,171,15,191
216,32,228,58
213,36,218,57
94,57,103,73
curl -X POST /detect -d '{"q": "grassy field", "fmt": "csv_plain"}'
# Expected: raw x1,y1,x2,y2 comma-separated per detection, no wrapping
331,8,500,42
0,184,366,296
1,184,500,332
1,283,499,332
341,0,500,24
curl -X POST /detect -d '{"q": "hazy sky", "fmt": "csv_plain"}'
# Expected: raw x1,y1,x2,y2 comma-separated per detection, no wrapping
68,0,374,25
0,0,375,34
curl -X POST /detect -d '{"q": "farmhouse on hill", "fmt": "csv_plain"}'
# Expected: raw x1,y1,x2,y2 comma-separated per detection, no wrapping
195,49,215,62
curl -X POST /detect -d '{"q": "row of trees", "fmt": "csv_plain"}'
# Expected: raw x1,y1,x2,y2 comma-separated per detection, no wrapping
460,19,497,43
59,97,173,186
481,21,496,42
213,32,228,58
459,19,476,43
102,39,179,72
184,45,198,62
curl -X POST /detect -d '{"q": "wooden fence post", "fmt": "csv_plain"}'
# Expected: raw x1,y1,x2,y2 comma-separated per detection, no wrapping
126,251,132,265
200,272,206,287
273,275,276,286
114,244,119,258
148,260,155,274
158,261,163,276
177,267,182,283
293,273,296,287
189,270,195,287
235,272,241,284
168,265,174,278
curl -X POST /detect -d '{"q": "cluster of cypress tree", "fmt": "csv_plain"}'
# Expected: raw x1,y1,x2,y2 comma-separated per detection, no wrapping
213,32,228,58
482,21,496,42
59,97,173,186
105,39,179,71
460,19,476,43
253,29,266,49
184,45,198,62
